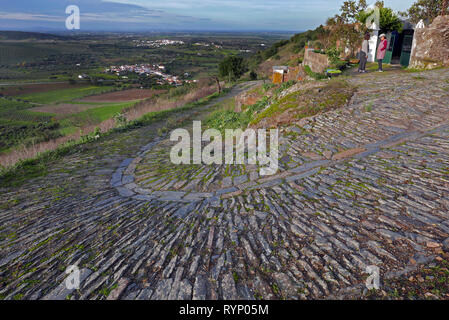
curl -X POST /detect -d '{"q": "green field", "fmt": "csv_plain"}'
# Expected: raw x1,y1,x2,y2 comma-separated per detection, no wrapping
0,43,59,65
59,101,136,128
18,86,117,104
0,88,136,154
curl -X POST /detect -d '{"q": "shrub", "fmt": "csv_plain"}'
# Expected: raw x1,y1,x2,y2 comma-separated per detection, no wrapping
114,112,127,127
304,65,326,80
289,57,303,67
205,96,269,132
291,42,305,54
326,47,342,66
262,83,276,92
218,56,247,82
334,60,348,70
249,71,258,80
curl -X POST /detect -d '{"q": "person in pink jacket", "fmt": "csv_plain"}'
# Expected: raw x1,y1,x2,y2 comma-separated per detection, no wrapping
377,34,388,72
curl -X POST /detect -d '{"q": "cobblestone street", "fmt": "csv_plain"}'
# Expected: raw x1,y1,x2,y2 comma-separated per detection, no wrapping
0,69,448,300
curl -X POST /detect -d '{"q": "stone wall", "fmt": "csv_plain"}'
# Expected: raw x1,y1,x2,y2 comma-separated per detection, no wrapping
303,49,329,73
235,89,262,112
409,15,449,70
285,66,307,82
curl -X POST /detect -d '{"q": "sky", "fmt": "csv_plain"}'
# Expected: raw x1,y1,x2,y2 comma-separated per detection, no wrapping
0,0,416,32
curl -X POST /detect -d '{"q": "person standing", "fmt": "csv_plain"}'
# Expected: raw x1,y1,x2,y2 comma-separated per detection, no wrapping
359,33,370,73
377,34,388,72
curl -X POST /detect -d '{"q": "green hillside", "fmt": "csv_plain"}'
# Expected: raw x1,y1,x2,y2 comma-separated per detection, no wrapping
246,27,324,77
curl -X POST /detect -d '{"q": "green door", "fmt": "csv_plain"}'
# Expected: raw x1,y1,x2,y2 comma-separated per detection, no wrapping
383,34,395,64
400,35,413,67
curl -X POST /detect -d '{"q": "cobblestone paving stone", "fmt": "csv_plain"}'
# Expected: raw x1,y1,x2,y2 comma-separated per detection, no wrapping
0,70,448,300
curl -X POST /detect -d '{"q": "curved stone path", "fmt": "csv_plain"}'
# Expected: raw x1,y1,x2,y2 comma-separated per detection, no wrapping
0,69,448,300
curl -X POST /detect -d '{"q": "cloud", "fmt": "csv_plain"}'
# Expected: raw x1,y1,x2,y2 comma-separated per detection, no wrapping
0,12,64,22
0,0,215,31
100,0,416,30
0,0,416,31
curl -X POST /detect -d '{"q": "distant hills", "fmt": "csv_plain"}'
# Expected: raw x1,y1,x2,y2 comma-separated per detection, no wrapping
0,31,67,41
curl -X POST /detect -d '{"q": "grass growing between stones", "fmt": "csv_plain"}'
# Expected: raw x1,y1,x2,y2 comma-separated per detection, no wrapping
364,254,449,300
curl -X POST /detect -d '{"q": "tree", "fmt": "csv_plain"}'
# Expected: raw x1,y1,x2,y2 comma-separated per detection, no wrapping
379,7,403,32
340,0,368,23
212,76,221,94
89,76,99,86
315,25,332,50
401,0,445,24
358,2,403,32
324,1,373,57
218,56,247,82
249,71,258,80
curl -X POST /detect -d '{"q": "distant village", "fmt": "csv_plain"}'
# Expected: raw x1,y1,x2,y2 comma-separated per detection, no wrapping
105,64,197,86
129,36,268,49
101,38,262,86
133,39,185,48
193,42,223,49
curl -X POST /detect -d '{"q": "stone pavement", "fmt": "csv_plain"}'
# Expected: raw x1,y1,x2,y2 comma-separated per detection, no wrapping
0,69,448,300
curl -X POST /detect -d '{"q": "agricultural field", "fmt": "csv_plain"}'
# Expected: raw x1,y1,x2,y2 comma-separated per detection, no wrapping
16,86,117,104
0,85,155,155
0,97,58,153
80,89,165,103
0,83,86,96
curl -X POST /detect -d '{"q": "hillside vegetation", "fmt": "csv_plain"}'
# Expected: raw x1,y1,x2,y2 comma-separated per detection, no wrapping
205,78,355,132
246,28,324,78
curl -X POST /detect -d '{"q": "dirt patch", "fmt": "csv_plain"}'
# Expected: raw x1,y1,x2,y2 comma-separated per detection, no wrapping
79,89,166,103
30,104,102,115
235,85,264,112
302,152,324,160
332,148,366,161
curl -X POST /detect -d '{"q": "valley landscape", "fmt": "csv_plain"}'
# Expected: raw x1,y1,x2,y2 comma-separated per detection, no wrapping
0,31,287,165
